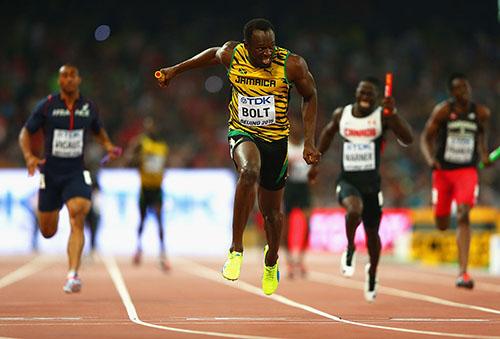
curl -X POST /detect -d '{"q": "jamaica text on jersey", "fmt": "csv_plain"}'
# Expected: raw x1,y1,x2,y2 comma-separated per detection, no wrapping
227,43,291,142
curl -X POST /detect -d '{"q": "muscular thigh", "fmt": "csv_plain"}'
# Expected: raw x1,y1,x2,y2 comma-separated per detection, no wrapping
61,170,93,204
257,137,288,191
66,197,91,217
228,132,260,170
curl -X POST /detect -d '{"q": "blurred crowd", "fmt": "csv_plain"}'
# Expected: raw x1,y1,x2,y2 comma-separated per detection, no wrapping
1,1,498,208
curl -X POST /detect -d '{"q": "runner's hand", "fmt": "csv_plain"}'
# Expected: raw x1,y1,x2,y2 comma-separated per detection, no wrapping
480,155,493,168
156,67,176,88
430,159,441,170
105,145,122,161
25,154,45,176
382,96,396,116
303,144,321,165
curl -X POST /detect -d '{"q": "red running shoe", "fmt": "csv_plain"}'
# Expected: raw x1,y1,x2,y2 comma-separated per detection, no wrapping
456,273,474,289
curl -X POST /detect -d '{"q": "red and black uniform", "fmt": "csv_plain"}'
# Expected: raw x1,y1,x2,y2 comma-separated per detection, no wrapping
25,93,103,211
432,100,479,216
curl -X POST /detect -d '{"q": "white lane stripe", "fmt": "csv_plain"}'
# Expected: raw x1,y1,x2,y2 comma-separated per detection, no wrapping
0,256,50,289
309,270,500,315
181,259,500,339
390,318,489,322
0,317,81,321
101,255,280,339
385,268,500,293
187,317,291,321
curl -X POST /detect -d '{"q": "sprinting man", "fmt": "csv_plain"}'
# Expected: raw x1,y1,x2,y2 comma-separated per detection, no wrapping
127,116,170,271
420,72,492,289
308,77,413,302
156,18,320,295
18,64,120,293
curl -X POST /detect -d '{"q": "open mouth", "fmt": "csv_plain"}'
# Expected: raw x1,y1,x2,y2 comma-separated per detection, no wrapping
262,59,271,66
359,101,370,108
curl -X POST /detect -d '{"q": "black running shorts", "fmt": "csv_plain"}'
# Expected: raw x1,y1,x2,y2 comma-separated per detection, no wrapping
228,130,288,191
336,178,383,229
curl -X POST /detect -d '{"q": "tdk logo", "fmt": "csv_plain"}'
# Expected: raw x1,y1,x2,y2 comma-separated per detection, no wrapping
241,97,272,105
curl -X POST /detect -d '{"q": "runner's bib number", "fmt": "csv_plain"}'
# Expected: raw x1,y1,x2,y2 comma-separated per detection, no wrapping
343,142,375,171
444,134,475,164
52,129,84,158
143,155,165,173
238,94,275,126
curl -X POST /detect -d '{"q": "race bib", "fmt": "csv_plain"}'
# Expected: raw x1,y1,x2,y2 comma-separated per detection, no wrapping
343,142,375,171
52,129,84,158
143,155,165,173
238,94,275,126
444,134,475,164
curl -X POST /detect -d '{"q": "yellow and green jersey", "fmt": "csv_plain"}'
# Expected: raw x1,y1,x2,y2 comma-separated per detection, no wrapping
227,43,292,142
139,135,168,188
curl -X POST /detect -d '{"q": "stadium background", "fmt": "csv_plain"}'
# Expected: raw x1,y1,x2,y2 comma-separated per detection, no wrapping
0,1,499,267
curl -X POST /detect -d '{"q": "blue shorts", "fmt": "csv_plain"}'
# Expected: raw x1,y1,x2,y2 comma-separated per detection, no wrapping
38,170,92,211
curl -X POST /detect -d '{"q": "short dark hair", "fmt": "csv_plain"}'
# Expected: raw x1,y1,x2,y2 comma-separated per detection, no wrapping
243,18,274,43
448,72,467,91
59,63,79,75
361,76,382,92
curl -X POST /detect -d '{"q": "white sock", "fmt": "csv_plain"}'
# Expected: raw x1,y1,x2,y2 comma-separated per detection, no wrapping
67,270,77,279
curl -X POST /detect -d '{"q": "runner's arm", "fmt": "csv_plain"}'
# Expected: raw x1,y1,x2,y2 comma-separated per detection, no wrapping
307,108,341,183
286,54,320,165
476,104,492,167
157,41,238,87
18,127,45,176
94,127,116,154
420,102,448,169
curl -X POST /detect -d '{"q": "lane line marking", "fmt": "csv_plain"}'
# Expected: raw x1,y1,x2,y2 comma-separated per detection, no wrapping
308,270,500,315
383,268,500,293
0,317,81,321
390,318,489,322
186,317,291,321
0,256,51,290
181,259,500,339
101,255,280,339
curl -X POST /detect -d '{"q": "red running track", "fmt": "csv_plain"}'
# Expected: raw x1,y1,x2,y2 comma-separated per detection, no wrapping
1,251,499,339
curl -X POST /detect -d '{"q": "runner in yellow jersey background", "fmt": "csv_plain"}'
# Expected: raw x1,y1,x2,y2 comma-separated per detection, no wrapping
126,116,170,271
156,18,320,295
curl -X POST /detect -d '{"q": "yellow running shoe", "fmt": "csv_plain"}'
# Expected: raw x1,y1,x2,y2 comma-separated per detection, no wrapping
262,245,280,295
222,251,243,281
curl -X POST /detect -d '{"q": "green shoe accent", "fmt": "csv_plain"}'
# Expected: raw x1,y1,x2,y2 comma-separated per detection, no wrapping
262,245,280,295
222,251,243,281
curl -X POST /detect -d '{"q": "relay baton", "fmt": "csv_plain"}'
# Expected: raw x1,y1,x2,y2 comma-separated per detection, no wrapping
384,72,393,97
100,146,123,166
383,72,393,115
479,146,500,169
